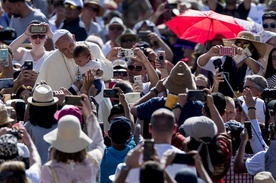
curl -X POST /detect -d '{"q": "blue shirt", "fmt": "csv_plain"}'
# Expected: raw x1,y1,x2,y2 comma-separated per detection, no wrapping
137,97,203,126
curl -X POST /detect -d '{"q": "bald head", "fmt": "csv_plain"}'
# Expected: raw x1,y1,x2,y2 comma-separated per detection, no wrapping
150,108,176,133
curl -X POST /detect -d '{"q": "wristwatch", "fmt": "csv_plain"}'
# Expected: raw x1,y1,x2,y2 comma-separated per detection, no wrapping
172,103,183,110
150,87,159,96
121,163,131,171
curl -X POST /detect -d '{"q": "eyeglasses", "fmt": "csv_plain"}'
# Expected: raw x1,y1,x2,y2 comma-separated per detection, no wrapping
109,26,123,31
64,3,77,10
235,40,250,48
85,5,99,12
31,35,46,39
263,23,276,29
113,71,127,77
128,65,144,71
121,38,136,43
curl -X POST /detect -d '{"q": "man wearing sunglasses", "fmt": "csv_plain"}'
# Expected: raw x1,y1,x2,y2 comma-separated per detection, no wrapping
59,0,88,41
262,11,276,33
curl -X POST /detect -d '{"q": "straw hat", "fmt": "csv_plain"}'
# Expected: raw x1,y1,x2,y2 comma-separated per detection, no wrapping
163,61,196,95
27,84,58,107
222,31,267,58
44,115,92,153
0,104,14,126
84,0,105,16
116,29,138,46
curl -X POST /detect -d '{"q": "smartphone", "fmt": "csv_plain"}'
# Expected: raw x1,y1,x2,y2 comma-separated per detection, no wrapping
219,47,236,57
65,95,83,106
165,3,177,9
138,30,151,43
244,121,252,139
157,51,165,68
30,24,47,34
0,78,13,89
143,139,154,161
15,102,26,121
165,93,178,109
187,90,206,101
172,153,195,165
117,49,134,58
103,89,119,98
133,75,142,83
24,60,33,70
0,49,9,67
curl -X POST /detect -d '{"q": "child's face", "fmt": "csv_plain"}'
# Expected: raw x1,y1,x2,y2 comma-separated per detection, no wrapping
74,55,90,67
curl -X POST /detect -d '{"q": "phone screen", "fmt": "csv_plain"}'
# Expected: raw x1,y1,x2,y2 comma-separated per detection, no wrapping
103,89,119,98
172,153,195,165
0,78,13,89
244,121,252,139
143,139,154,161
0,49,9,67
187,90,206,101
65,96,83,106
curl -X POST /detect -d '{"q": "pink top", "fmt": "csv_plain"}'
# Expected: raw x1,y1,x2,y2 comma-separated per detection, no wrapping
39,113,105,183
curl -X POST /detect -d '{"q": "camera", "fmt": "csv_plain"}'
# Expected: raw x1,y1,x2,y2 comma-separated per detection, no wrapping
30,24,47,34
117,49,134,58
0,28,17,41
262,89,276,100
9,129,22,139
157,51,165,68
213,58,223,72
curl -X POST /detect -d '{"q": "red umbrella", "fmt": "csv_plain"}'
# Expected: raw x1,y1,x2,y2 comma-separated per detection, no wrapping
165,9,245,45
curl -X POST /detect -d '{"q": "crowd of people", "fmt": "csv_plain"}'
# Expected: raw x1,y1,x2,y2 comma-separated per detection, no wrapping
1,0,276,182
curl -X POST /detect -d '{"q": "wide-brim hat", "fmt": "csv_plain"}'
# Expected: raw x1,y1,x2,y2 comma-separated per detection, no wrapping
106,17,126,31
163,61,196,95
84,0,105,16
222,31,266,58
0,104,14,126
116,29,138,46
44,115,92,153
27,84,58,107
259,30,276,43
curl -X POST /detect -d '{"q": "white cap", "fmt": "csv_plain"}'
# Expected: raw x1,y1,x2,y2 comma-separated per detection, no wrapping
53,29,71,45
106,17,126,30
259,30,276,43
64,0,83,7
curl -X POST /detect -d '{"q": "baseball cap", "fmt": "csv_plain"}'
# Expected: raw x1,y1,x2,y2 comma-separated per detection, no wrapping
64,0,83,7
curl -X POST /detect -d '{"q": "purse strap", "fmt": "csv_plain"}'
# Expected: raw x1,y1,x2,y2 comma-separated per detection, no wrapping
49,166,59,183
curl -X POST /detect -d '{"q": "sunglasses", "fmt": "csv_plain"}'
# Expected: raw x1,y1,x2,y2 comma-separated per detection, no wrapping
121,38,136,43
113,71,127,77
64,3,77,10
109,26,123,31
263,23,276,29
85,5,99,12
243,85,255,90
128,65,144,71
31,35,46,39
235,40,250,48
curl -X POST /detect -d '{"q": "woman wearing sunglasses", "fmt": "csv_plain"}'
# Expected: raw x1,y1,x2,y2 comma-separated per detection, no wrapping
9,20,54,72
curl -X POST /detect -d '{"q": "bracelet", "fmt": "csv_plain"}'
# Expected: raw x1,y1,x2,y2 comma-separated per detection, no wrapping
248,107,256,110
24,32,30,36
